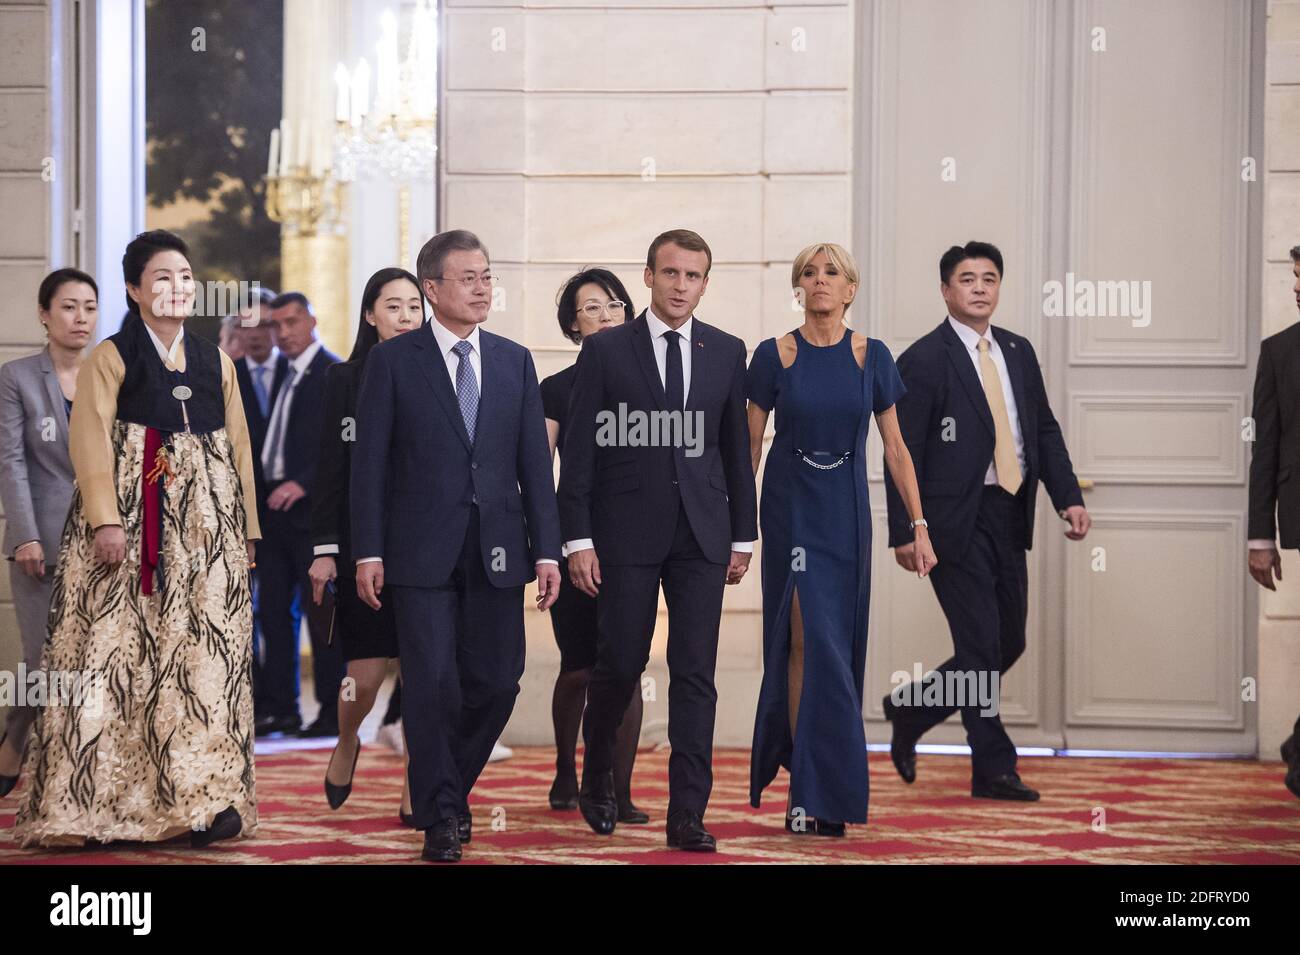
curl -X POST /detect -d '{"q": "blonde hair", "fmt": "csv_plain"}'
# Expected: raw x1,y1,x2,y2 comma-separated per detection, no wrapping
791,242,860,310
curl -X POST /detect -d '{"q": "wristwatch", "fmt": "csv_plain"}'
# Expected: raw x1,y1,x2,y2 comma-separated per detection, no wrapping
909,517,928,530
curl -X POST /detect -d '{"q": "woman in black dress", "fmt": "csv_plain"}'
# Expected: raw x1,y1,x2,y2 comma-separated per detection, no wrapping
309,267,424,823
540,268,647,822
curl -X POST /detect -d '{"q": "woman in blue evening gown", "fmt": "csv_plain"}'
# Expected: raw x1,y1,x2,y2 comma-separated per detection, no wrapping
747,242,936,835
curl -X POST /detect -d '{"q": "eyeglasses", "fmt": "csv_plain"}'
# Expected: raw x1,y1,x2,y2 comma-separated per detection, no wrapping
432,272,494,289
577,301,626,319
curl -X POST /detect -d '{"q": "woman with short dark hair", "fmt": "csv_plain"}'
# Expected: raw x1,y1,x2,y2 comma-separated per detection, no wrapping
540,267,647,822
0,268,98,797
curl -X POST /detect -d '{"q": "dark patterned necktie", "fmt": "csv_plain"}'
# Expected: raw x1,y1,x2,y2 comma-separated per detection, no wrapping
663,329,684,410
453,339,479,443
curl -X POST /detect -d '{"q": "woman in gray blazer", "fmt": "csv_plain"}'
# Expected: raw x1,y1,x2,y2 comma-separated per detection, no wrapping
0,267,98,795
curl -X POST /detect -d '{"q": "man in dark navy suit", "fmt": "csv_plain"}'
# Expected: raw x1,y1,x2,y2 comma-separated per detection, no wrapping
256,291,343,738
557,229,758,850
351,230,562,863
883,241,1090,801
233,288,289,723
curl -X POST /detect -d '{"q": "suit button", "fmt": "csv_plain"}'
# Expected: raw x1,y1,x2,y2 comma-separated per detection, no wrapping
471,462,478,470
672,480,679,486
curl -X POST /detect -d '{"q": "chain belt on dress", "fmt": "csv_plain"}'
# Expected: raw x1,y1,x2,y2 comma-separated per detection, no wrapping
792,448,854,470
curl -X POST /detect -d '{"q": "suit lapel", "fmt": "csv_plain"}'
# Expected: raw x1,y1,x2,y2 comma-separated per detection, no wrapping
941,319,995,438
475,333,498,443
39,347,67,429
685,319,706,411
632,312,667,411
414,321,473,452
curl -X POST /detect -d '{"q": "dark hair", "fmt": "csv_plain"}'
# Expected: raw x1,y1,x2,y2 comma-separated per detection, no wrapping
270,291,313,313
1291,245,1300,263
646,229,712,276
416,229,489,290
121,229,189,319
939,241,1004,285
555,268,635,344
38,268,98,311
348,268,424,363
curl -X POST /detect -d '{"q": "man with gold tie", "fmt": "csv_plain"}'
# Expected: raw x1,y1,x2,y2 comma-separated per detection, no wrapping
882,242,1091,801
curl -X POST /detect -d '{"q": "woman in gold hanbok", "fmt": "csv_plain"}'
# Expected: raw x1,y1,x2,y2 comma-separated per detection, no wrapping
14,229,261,848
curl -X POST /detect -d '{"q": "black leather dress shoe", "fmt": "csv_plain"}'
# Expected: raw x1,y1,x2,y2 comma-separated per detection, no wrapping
255,713,301,738
814,819,846,837
882,696,918,784
1282,733,1297,767
458,812,472,844
666,810,716,852
972,772,1040,801
421,818,461,863
297,714,339,739
324,740,360,810
192,806,242,848
617,801,650,825
0,732,19,798
578,773,617,835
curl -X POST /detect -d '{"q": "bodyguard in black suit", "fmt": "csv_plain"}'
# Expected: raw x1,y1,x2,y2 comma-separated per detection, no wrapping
233,301,289,527
233,299,288,720
883,242,1090,801
256,291,344,738
558,230,758,850
1246,243,1300,800
352,231,562,863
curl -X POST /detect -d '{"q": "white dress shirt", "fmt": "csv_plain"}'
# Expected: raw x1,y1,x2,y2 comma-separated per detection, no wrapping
564,308,754,557
355,319,555,567
947,315,1025,486
262,338,322,482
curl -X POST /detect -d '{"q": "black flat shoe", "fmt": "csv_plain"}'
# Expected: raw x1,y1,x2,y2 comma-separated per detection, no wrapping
549,776,579,810
255,713,301,738
421,818,461,863
578,772,617,836
972,772,1040,802
399,810,416,828
666,810,716,852
298,714,339,739
191,806,242,848
324,740,360,810
617,801,650,824
814,819,846,837
0,732,19,798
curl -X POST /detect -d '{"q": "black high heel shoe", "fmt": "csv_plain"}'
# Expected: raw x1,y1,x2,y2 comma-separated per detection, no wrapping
192,806,242,848
0,732,20,798
324,740,361,810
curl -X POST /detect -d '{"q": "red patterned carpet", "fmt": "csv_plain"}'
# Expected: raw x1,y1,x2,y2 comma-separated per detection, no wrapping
2,746,1297,864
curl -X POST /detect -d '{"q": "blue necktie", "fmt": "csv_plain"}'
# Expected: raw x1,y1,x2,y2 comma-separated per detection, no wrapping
453,340,479,444
252,365,270,418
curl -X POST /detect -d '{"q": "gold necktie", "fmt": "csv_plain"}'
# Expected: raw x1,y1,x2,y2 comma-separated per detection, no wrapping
977,338,1022,495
